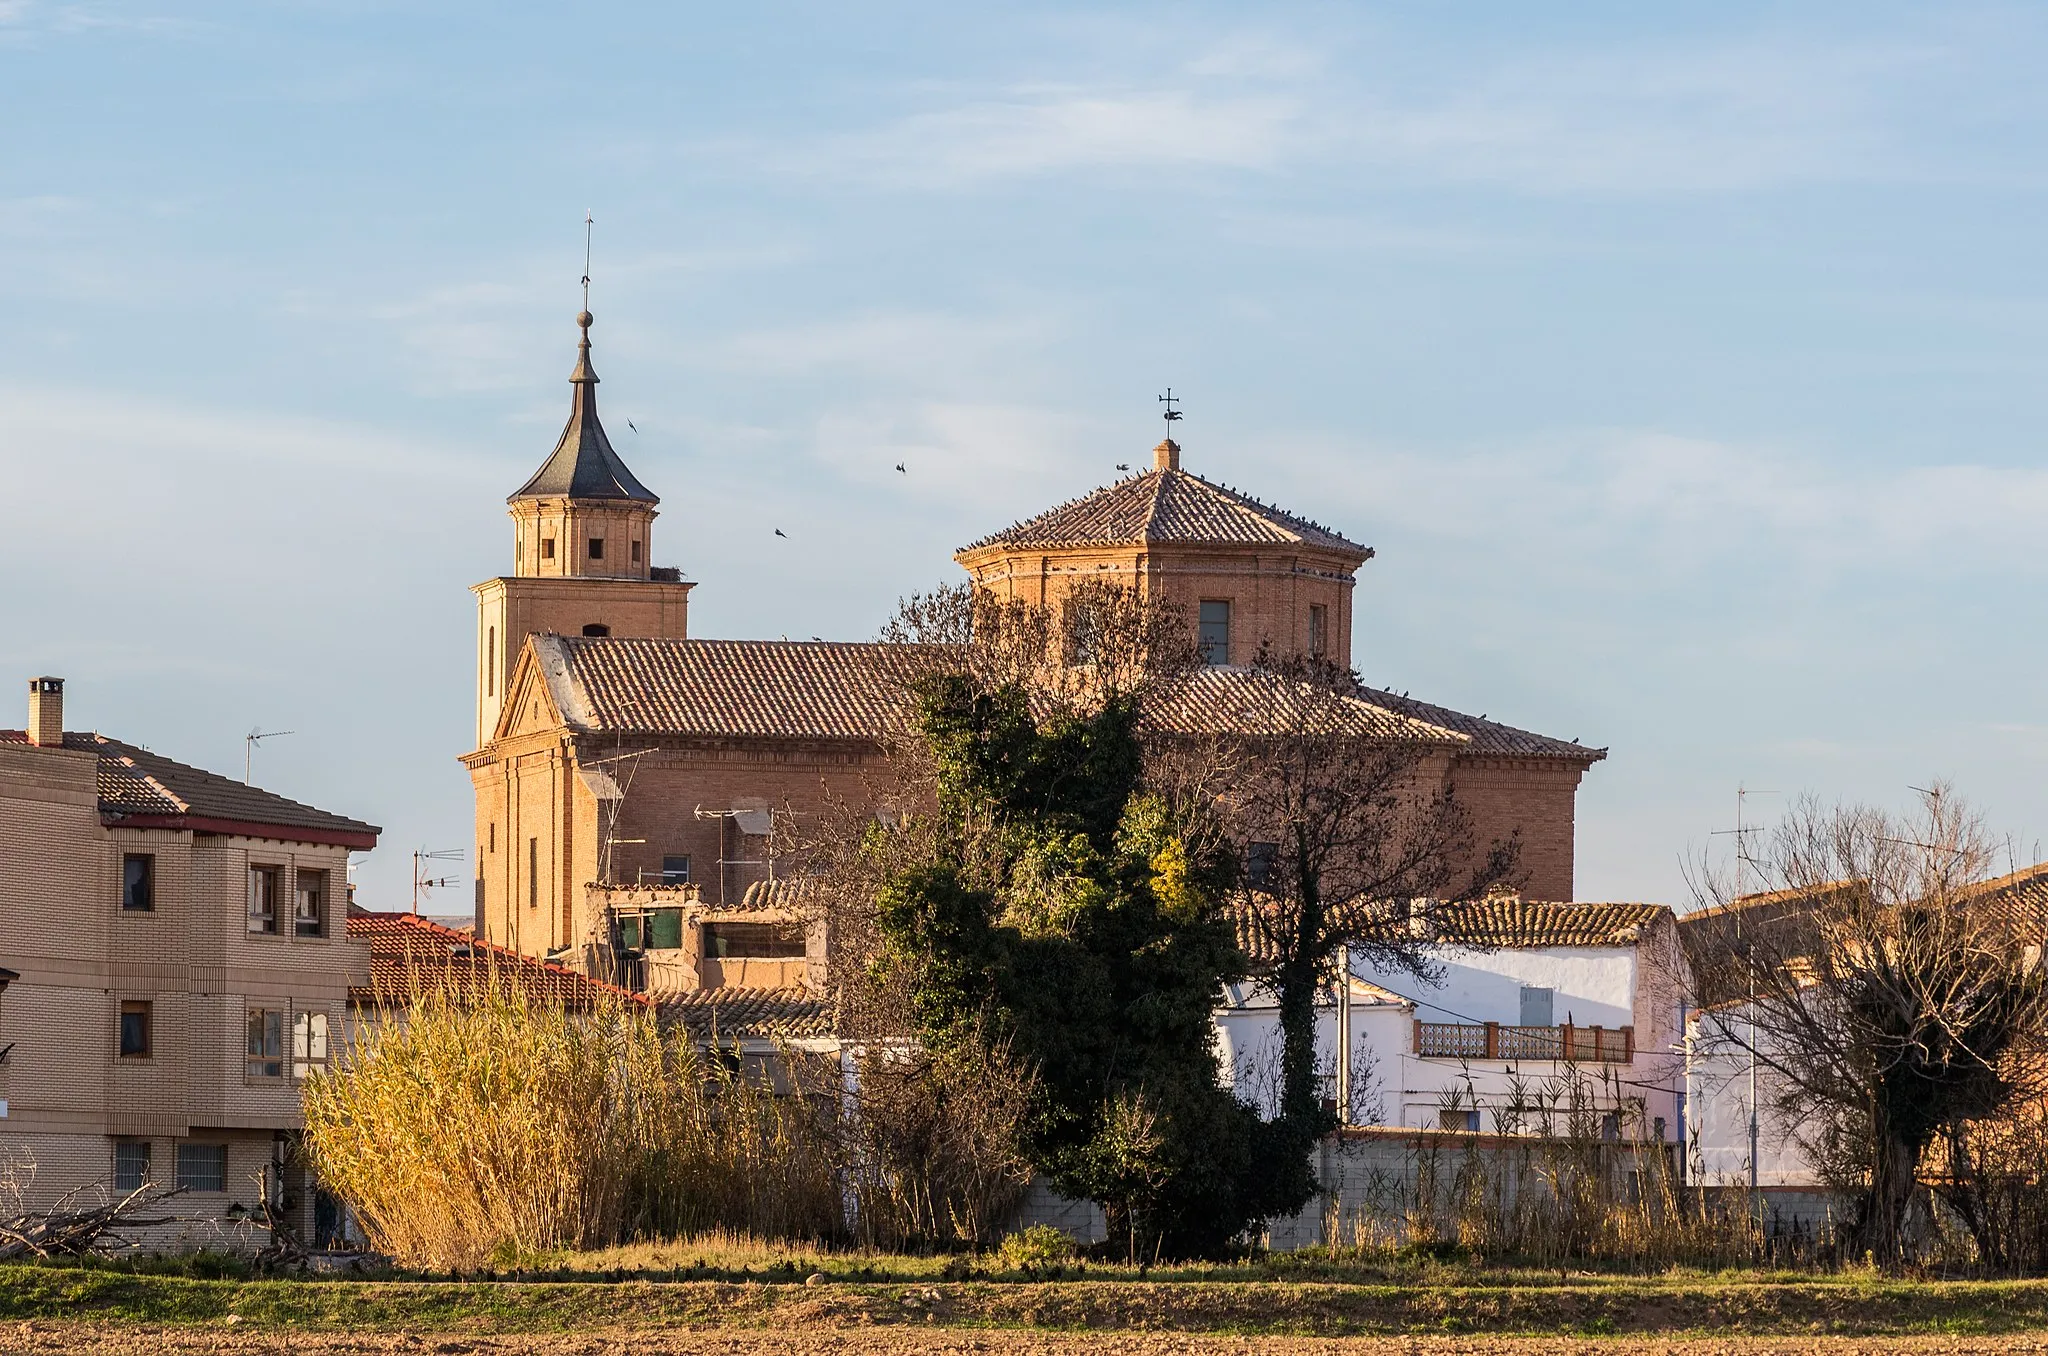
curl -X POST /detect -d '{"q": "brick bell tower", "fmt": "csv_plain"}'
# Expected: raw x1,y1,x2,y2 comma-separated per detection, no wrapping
470,307,693,748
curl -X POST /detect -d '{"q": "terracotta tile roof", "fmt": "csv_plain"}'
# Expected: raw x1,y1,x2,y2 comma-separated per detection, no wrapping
1232,894,1668,962
537,636,919,740
956,467,1369,560
531,638,1594,763
1431,897,1670,948
1159,668,1471,744
346,909,647,1009
661,987,830,1043
1,730,380,847
1221,976,1412,1010
1350,687,1606,762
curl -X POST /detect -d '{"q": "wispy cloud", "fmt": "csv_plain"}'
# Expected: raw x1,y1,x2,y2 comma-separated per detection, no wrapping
804,87,1302,187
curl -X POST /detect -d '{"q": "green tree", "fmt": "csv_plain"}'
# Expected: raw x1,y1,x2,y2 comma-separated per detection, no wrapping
870,671,1310,1258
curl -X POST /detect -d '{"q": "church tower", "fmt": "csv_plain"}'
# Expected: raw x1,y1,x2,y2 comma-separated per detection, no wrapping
471,309,692,748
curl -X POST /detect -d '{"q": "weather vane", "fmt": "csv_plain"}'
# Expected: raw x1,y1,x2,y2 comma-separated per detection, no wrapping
581,210,594,313
1158,388,1182,438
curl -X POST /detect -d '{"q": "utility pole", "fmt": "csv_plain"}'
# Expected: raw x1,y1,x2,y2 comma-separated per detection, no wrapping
1334,943,1353,1126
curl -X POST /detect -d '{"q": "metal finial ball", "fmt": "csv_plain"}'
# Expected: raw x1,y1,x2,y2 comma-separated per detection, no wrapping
576,310,594,330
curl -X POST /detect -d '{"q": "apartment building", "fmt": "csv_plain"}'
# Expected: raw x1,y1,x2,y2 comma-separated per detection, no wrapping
0,677,378,1244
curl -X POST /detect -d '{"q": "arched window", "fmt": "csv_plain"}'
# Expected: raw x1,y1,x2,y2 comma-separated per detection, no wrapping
581,623,611,638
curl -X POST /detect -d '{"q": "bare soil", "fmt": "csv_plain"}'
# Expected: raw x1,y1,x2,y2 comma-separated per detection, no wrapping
9,1329,2048,1356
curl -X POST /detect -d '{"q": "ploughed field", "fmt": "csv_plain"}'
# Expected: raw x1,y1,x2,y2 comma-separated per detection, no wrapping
9,1265,2048,1351
17,1331,2048,1355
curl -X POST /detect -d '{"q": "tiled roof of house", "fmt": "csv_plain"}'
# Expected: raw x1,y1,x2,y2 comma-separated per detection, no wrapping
956,467,1369,560
526,637,1597,764
1432,897,1670,948
347,909,648,1009
661,987,830,1043
1232,894,1668,963
1,730,380,847
1221,976,1412,1010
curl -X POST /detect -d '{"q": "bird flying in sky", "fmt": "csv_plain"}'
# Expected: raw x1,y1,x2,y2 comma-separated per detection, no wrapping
774,528,787,538
895,462,906,474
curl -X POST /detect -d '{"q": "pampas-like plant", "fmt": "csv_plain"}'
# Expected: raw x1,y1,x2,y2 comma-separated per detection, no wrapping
302,983,840,1270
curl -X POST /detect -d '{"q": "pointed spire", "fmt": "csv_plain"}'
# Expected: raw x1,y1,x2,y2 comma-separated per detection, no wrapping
508,309,658,504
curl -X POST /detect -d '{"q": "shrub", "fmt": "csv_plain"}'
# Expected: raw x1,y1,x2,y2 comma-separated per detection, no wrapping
997,1223,1079,1277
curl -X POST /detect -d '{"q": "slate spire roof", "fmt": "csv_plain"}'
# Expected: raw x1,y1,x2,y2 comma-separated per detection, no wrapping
956,457,1369,560
509,310,659,505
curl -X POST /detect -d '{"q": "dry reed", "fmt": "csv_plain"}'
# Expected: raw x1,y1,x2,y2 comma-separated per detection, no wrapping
302,984,840,1270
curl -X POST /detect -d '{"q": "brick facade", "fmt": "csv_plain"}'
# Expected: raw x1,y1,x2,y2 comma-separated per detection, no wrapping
0,686,376,1242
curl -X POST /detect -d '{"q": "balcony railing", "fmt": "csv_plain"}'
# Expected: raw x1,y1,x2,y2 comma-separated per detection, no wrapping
1415,1021,1633,1063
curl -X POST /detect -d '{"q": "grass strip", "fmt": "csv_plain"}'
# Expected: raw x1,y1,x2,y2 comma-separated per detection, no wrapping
4,1270,2048,1337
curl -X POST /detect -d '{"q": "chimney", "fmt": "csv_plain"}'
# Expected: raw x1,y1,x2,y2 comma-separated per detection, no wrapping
1153,438,1180,471
26,677,63,747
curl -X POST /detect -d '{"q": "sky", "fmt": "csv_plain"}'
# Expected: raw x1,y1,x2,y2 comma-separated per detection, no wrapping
4,2,2048,912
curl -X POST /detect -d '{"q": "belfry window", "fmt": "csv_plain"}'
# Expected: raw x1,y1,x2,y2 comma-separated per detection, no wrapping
588,537,605,561
630,540,642,564
541,538,556,561
1308,605,1328,659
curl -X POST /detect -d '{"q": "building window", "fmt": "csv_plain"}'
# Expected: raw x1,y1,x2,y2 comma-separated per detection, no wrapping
1245,841,1279,890
1518,986,1555,1028
646,907,684,950
581,623,611,637
295,870,327,937
630,540,642,564
527,839,538,910
175,1143,228,1193
1308,604,1327,659
122,854,155,912
248,866,280,934
292,1011,329,1078
1601,1111,1623,1142
661,854,690,884
1198,600,1232,666
489,823,496,853
486,626,496,697
588,536,605,560
118,1001,152,1058
704,922,805,959
1438,1108,1481,1133
541,537,556,560
113,1141,151,1192
246,1007,284,1078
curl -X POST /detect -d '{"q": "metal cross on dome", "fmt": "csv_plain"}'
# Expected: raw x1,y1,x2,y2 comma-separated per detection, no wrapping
1158,388,1183,436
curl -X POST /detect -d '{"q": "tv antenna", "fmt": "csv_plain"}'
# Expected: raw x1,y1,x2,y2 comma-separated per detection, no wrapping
244,728,294,783
413,847,466,914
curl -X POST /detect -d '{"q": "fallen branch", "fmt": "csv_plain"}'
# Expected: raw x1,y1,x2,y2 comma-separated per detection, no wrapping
0,1184,186,1260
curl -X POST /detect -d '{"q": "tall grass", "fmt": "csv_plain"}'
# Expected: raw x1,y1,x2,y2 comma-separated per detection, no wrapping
302,987,840,1269
1321,1066,1769,1271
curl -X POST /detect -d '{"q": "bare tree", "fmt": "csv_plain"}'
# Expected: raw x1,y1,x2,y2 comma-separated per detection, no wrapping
1166,643,1520,1134
1684,785,2048,1266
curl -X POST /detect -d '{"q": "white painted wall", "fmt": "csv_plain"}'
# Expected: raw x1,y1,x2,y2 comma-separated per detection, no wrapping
1212,985,1408,1126
1685,1003,1818,1187
1358,946,1637,1030
1210,943,1685,1145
